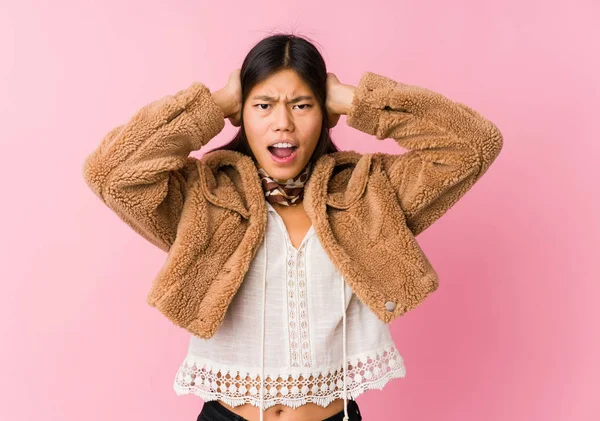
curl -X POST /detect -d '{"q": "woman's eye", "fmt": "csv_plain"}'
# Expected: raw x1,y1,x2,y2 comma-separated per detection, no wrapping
255,104,312,110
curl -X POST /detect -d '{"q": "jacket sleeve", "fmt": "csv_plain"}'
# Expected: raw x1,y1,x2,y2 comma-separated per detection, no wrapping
346,71,503,236
82,82,225,251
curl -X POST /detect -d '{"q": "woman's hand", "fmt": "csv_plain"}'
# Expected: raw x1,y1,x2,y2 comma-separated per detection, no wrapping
212,68,243,127
325,72,356,128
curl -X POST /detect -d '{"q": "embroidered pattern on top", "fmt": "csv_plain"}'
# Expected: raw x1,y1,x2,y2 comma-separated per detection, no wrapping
286,241,312,368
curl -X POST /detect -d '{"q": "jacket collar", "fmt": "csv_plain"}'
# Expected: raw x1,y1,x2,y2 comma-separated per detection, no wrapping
198,149,373,218
198,149,264,219
310,151,373,210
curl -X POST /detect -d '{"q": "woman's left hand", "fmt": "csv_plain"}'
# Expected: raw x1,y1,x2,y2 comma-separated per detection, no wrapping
325,72,356,128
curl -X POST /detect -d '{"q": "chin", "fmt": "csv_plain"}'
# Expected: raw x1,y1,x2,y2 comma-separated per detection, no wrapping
265,166,300,180
260,160,307,180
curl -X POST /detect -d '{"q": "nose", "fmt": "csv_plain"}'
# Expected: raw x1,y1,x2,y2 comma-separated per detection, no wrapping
272,103,294,132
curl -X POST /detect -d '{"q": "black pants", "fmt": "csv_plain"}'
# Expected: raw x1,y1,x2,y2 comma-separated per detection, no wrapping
197,399,363,421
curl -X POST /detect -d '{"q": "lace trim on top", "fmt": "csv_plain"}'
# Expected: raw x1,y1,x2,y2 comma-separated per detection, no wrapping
173,344,406,409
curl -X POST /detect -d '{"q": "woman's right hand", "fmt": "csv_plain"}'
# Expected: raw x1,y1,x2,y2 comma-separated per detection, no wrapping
211,68,242,126
222,68,242,127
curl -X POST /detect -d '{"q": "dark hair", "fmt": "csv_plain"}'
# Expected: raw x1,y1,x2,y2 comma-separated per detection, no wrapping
206,33,340,166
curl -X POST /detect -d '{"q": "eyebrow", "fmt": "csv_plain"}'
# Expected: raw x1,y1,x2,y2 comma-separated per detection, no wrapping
251,95,314,103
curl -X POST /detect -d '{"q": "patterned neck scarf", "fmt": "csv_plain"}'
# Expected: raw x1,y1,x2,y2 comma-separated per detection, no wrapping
256,162,312,206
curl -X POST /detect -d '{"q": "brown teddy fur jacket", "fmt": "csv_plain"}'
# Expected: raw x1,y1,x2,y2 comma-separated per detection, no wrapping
82,71,503,339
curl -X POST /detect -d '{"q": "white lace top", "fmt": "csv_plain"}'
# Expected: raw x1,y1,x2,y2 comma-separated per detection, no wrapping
174,201,406,418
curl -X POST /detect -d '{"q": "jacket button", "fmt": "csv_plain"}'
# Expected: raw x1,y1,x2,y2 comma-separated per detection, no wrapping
385,301,396,311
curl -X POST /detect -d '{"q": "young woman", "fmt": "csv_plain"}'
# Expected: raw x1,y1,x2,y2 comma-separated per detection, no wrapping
83,34,502,421
191,37,366,421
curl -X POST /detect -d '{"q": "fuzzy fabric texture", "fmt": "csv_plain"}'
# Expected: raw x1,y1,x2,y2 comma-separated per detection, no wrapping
82,71,503,339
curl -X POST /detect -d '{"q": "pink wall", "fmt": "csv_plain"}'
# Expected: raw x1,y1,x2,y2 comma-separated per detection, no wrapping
2,0,598,420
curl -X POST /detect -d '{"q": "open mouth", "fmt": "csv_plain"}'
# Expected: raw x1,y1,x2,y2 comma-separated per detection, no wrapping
268,145,299,163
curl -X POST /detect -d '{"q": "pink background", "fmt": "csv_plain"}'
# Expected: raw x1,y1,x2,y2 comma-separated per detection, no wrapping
2,0,598,420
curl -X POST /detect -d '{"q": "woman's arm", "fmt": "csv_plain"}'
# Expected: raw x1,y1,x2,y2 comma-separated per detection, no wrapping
342,71,503,236
82,81,227,251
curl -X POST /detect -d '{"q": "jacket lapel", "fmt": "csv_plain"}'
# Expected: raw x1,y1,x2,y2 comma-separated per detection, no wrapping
198,149,266,220
304,151,374,294
305,151,372,212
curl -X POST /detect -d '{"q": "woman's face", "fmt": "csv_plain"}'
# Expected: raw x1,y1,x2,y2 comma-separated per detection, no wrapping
242,69,322,180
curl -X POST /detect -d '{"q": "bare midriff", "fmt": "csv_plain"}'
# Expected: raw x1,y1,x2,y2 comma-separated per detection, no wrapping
217,398,345,421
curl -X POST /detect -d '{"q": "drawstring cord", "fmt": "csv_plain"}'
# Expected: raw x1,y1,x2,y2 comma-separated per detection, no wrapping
342,274,349,421
260,238,268,421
